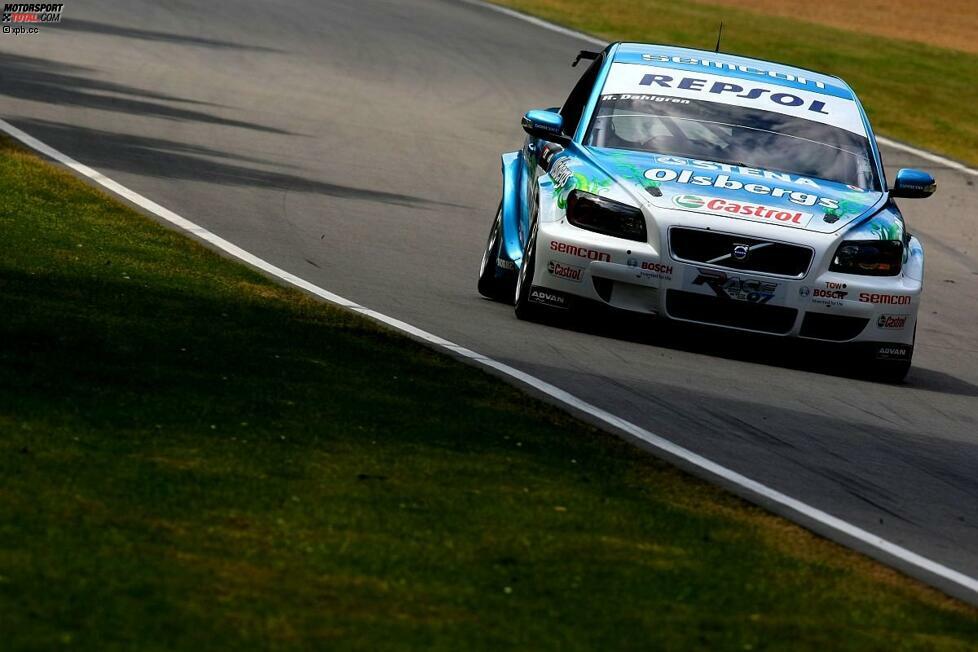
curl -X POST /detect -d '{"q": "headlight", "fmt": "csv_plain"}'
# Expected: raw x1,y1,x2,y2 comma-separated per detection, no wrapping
566,190,647,242
829,240,903,276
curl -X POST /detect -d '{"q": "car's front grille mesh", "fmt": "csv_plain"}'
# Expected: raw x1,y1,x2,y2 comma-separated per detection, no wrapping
670,228,813,277
666,290,797,334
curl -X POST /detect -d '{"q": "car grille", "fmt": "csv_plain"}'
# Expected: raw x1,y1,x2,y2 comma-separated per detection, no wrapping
666,290,797,334
670,228,813,278
799,312,869,341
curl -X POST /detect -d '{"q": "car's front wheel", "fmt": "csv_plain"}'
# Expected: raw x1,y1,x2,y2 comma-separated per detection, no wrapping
514,226,546,321
477,203,517,303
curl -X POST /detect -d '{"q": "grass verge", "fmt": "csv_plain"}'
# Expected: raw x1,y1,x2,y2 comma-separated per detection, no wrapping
489,0,978,167
1,135,976,650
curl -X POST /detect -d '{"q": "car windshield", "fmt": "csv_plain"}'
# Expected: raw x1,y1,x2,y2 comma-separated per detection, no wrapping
585,95,879,190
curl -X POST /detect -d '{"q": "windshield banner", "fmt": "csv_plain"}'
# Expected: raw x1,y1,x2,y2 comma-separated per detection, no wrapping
601,63,866,135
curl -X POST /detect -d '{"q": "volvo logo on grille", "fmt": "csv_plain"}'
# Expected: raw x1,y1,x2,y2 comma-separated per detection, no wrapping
732,244,750,260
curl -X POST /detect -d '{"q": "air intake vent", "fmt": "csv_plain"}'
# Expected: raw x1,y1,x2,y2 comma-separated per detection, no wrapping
800,312,869,341
666,290,797,334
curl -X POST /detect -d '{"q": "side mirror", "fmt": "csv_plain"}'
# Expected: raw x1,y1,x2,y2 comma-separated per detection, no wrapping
521,109,567,144
890,168,936,199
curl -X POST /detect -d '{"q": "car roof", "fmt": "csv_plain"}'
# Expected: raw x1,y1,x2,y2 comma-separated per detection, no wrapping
611,43,854,99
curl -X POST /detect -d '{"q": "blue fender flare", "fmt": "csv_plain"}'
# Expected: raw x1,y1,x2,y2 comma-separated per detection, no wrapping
500,151,524,269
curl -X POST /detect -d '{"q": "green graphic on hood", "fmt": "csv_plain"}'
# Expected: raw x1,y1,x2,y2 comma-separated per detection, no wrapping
823,197,870,222
866,216,903,241
606,151,662,194
550,150,658,211
555,170,612,210
846,208,904,242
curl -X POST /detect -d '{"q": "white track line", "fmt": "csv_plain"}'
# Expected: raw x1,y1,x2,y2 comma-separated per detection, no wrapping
461,0,603,45
3,116,977,598
875,136,978,176
464,0,978,178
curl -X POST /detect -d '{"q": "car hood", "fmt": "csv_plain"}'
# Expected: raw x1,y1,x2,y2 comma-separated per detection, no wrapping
586,147,884,234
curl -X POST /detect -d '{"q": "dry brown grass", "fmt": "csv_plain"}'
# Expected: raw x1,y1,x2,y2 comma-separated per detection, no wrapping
699,0,978,53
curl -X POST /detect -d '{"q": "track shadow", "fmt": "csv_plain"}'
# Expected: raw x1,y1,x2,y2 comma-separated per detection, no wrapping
903,366,978,398
0,55,216,105
7,265,977,539
4,262,977,603
0,54,290,134
12,118,465,210
518,303,978,397
53,18,284,53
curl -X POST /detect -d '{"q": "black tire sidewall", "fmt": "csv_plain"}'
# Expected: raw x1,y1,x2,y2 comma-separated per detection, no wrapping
478,203,515,302
514,227,539,319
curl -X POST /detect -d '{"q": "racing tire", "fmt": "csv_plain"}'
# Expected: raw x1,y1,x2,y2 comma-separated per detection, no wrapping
477,203,517,302
514,226,545,321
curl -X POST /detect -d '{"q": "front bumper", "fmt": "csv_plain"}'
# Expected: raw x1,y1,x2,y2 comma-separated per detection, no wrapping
531,220,921,346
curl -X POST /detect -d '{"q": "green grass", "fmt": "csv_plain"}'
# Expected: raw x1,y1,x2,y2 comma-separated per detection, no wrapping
1,136,976,650
490,0,978,167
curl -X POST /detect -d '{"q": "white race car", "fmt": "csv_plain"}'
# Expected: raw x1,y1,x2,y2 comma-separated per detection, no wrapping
478,43,935,381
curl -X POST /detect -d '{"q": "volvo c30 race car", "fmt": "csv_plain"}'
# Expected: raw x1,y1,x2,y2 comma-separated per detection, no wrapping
478,43,936,381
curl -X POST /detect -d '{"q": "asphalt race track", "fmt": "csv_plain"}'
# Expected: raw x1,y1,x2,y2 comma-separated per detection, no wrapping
2,0,977,600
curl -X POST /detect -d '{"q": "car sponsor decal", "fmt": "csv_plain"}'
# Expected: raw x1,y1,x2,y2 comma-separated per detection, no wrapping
673,194,704,209
550,240,612,262
592,149,881,234
876,344,911,360
549,157,573,188
543,156,613,211
667,193,813,228
859,292,912,305
877,313,909,329
638,53,831,93
528,286,569,309
601,63,866,135
645,158,842,210
803,281,848,306
539,143,565,172
547,260,584,282
687,267,780,304
626,257,673,281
